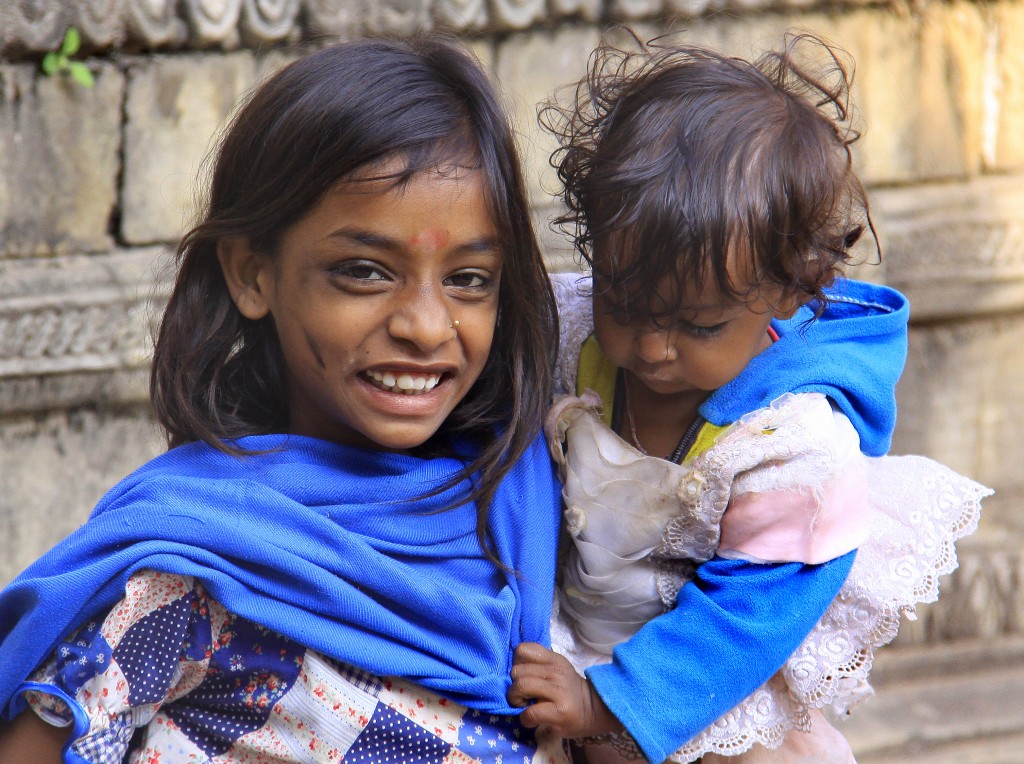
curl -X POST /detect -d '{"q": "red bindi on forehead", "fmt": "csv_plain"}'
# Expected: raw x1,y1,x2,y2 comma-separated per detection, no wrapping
409,228,450,251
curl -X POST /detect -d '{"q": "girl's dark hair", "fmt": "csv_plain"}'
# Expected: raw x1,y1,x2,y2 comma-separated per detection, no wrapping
151,34,556,555
545,31,874,320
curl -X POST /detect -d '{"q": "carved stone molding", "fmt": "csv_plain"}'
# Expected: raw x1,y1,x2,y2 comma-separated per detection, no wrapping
1,1,70,54
0,248,170,414
184,0,243,48
125,0,188,48
434,0,489,29
304,0,364,37
240,0,302,45
870,176,1024,321
74,0,128,49
0,0,710,55
489,0,547,29
610,0,663,19
364,0,433,36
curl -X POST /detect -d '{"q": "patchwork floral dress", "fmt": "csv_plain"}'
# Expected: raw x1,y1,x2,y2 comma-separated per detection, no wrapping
21,570,568,764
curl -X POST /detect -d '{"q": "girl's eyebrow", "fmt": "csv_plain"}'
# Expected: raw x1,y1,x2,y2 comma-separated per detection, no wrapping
327,228,500,255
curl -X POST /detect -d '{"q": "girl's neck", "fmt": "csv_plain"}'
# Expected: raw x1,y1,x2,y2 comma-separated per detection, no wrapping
618,371,708,461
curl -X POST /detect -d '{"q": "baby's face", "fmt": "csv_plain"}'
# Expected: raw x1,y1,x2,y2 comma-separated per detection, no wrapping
592,264,793,404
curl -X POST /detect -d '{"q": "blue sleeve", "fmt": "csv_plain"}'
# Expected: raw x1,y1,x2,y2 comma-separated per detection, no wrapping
585,551,856,763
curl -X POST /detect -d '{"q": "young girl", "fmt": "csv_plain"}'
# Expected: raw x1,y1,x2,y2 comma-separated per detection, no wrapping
508,34,990,762
0,35,570,763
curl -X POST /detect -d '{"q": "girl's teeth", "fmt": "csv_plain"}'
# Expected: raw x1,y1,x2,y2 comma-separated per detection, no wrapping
367,371,440,394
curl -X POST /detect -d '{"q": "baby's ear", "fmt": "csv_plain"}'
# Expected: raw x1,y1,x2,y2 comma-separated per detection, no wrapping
217,237,272,320
772,291,809,320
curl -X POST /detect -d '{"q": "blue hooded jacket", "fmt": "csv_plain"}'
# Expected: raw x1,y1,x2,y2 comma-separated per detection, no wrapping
574,277,910,762
704,278,909,456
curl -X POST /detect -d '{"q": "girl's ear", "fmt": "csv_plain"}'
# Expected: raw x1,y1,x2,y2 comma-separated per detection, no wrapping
217,237,272,320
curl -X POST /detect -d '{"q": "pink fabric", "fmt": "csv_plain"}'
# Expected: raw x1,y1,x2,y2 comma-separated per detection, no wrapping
718,456,871,564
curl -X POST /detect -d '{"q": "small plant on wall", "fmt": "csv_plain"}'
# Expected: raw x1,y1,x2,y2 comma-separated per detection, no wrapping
41,28,95,88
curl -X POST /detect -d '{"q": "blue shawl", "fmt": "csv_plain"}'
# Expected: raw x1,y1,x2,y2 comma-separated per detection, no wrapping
0,433,561,716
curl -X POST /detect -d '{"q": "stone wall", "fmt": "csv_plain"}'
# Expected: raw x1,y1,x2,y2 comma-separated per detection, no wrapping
1,0,1022,650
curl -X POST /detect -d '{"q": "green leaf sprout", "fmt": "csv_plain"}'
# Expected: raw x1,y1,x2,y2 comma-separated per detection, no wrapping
41,27,95,88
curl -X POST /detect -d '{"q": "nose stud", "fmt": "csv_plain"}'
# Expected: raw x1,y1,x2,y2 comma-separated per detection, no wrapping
449,319,460,330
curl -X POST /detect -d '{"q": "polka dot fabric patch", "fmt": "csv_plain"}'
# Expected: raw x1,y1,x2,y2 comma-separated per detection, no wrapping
113,592,196,705
344,703,450,764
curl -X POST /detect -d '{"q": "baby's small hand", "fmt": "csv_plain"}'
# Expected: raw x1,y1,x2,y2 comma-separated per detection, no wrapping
507,642,622,739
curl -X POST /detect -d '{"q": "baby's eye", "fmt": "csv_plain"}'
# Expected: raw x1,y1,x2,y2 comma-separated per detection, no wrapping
682,321,726,338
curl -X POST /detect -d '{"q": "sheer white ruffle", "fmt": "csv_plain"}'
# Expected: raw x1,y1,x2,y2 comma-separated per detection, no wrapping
547,392,990,762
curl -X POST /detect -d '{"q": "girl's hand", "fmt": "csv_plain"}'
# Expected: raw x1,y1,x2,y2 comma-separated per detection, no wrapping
507,642,622,739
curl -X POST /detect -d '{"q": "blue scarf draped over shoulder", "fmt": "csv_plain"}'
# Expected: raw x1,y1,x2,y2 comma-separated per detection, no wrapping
0,433,561,716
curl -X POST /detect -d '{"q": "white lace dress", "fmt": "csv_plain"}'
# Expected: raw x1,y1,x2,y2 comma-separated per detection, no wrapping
547,273,991,762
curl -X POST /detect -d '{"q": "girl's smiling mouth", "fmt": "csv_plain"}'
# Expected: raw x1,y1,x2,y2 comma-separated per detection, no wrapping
364,369,444,395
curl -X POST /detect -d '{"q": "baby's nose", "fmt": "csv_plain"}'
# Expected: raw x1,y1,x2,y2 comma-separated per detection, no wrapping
634,328,677,363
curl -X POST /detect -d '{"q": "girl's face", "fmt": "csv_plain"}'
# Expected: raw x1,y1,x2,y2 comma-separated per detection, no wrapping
220,166,501,452
593,265,794,404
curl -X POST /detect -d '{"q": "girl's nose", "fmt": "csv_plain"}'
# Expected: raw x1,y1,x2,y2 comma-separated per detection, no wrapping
386,286,456,350
634,327,678,363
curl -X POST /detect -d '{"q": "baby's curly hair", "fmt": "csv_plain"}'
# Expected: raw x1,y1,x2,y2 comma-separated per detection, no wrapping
544,31,875,320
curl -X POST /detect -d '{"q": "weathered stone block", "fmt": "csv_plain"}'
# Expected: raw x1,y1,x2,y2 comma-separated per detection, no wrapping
681,8,983,184
664,0,713,17
831,7,984,184
0,62,123,256
869,177,1024,321
466,37,494,72
894,313,1024,495
914,2,986,179
992,3,1024,171
121,52,257,245
534,202,577,272
495,25,602,206
0,406,163,588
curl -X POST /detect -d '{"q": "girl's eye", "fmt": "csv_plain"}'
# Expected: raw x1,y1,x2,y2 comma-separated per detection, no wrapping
445,270,491,289
332,260,390,281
